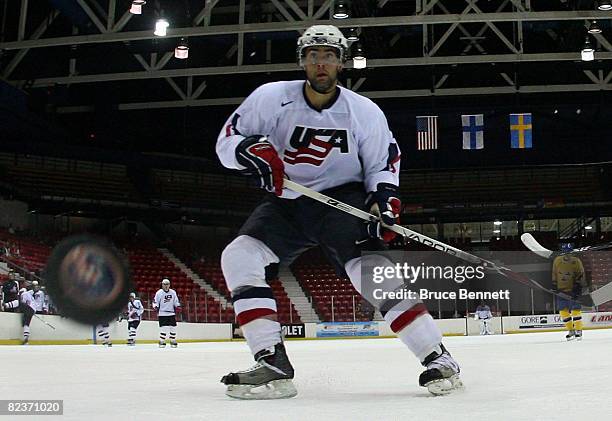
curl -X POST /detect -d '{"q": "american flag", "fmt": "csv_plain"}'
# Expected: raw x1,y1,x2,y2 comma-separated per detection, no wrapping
416,116,438,150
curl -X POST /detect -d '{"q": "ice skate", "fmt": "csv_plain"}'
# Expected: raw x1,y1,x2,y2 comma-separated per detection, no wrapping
221,342,297,400
566,330,576,341
419,344,464,396
159,341,166,348
127,339,135,346
103,341,112,347
575,330,583,341
21,338,29,345
171,341,178,348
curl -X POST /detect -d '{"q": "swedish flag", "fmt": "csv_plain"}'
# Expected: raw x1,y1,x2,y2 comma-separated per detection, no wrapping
510,113,533,149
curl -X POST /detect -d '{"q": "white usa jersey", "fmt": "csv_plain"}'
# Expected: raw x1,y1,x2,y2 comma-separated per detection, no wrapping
21,291,37,312
153,289,180,316
32,290,47,312
128,299,144,321
217,80,400,199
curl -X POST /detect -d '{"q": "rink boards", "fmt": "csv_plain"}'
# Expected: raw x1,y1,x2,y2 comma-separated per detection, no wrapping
3,311,612,344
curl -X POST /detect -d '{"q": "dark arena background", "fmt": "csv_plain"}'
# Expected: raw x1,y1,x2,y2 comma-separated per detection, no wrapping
1,1,612,420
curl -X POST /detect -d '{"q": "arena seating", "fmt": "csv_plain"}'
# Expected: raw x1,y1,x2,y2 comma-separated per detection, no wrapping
0,153,138,202
188,257,301,323
0,228,51,274
190,257,231,299
127,247,232,322
291,248,372,322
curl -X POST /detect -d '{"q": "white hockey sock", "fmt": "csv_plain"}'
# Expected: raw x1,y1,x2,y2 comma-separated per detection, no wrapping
345,256,444,363
169,326,177,342
240,318,282,356
389,312,443,362
160,326,169,342
23,325,30,339
97,326,110,343
128,327,136,340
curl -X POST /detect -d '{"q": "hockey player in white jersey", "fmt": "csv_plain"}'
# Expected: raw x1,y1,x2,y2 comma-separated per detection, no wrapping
127,292,144,346
17,288,36,345
216,25,462,399
30,281,48,314
475,302,493,335
153,279,181,348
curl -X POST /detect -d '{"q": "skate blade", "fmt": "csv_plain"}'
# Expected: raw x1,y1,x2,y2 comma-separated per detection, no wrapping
226,379,298,400
425,374,464,396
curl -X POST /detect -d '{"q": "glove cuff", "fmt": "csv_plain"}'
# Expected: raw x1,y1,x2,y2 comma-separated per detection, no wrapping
235,135,268,171
366,182,400,208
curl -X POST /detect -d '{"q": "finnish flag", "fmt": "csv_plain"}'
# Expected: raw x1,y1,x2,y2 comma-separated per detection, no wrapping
462,114,484,150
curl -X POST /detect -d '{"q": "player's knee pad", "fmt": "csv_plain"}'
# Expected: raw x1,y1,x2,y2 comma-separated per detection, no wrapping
221,235,280,292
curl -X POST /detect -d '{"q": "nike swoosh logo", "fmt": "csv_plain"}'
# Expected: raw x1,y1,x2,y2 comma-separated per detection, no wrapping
281,101,294,107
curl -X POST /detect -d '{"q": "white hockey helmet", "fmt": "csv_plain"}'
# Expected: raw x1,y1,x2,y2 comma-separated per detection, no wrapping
297,25,348,65
129,292,136,299
161,278,170,285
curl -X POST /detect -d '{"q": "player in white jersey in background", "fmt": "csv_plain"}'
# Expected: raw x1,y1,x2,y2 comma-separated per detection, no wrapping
19,288,36,344
127,292,144,346
216,25,462,399
153,278,181,348
475,302,493,335
30,281,48,314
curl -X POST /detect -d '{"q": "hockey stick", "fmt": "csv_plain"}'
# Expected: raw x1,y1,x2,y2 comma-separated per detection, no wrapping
283,179,585,303
520,233,612,306
520,233,612,259
34,313,56,330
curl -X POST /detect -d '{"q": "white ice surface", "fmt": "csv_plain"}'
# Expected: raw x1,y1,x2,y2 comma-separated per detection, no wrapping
2,330,612,421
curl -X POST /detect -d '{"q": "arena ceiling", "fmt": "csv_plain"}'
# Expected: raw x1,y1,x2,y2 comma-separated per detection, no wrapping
1,0,611,111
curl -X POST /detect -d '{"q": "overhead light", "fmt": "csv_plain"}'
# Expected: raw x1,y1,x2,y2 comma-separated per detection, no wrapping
130,0,146,15
493,229,501,234
598,0,612,11
494,220,502,226
581,37,595,61
347,28,359,42
588,21,602,34
154,18,169,36
175,38,189,59
585,225,593,230
352,43,366,69
333,0,349,19
353,56,367,69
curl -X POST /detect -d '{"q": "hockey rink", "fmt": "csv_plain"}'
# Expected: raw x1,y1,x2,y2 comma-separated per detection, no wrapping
2,330,612,421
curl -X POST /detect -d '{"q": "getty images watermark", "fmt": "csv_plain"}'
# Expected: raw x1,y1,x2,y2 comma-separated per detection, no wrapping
370,262,510,301
360,251,511,310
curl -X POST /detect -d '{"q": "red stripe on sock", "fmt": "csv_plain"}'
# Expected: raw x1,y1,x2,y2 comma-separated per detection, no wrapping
390,303,428,333
236,308,277,326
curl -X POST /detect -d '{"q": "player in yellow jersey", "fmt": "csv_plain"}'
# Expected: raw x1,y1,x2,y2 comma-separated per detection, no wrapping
552,243,586,341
